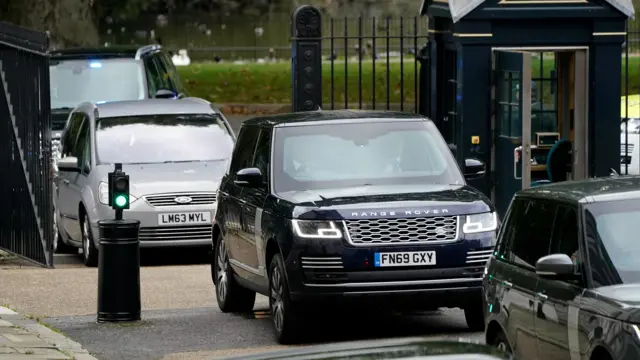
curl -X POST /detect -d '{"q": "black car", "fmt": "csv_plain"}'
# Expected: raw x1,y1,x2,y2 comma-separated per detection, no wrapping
221,337,509,360
212,110,498,344
484,176,640,360
49,44,186,147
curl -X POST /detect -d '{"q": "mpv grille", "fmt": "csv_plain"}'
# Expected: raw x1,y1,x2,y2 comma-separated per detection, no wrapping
144,193,216,207
138,225,212,242
344,216,459,246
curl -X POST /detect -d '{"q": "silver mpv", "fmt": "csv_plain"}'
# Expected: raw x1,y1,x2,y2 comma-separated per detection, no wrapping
53,98,236,266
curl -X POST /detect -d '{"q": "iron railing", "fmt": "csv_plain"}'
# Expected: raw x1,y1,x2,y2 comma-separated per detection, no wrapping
0,21,53,267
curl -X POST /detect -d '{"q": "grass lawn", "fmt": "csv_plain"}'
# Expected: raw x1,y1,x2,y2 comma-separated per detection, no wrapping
177,57,640,105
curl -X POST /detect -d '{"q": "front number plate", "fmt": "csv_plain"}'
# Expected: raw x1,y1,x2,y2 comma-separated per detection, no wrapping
158,212,212,226
374,251,436,267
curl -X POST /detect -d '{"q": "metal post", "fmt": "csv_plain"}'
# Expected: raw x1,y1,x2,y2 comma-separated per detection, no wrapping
97,219,141,322
291,5,322,112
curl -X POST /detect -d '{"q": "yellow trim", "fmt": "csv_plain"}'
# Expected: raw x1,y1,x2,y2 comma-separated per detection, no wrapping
593,32,627,36
428,29,449,33
454,33,493,37
433,0,449,3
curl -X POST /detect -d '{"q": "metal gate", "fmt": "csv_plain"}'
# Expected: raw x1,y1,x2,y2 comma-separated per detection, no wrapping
290,5,429,113
0,21,53,267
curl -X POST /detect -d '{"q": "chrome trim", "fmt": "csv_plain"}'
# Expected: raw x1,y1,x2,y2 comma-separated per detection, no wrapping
135,44,162,60
229,258,261,275
304,277,482,288
143,192,216,207
466,249,493,264
301,256,344,269
342,216,460,247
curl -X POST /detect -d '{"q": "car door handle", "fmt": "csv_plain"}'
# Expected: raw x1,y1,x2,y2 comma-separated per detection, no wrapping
62,179,70,185
502,280,513,288
536,292,548,300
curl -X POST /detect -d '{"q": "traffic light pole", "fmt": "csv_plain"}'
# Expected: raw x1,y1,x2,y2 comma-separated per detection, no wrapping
97,163,141,323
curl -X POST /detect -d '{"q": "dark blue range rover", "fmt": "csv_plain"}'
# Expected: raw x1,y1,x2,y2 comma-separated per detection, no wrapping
212,110,497,344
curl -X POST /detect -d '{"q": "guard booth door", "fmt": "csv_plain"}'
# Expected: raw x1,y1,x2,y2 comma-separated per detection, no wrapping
493,50,533,217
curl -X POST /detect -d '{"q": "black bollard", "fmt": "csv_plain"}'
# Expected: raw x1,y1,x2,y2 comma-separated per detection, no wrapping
97,219,141,323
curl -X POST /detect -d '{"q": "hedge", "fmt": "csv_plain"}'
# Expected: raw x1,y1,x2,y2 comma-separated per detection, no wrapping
177,57,640,105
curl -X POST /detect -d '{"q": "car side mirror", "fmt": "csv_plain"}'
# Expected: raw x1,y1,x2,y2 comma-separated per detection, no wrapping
464,158,486,180
57,156,80,172
536,254,576,278
234,168,262,187
155,89,177,99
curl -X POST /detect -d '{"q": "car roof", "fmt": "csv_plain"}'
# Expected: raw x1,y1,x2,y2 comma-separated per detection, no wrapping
49,45,161,60
80,99,218,119
242,110,428,127
517,175,640,204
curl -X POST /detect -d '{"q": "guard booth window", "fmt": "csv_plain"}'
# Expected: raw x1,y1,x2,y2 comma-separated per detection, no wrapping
497,53,558,139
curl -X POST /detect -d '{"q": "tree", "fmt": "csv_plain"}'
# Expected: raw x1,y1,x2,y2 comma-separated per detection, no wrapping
1,0,99,48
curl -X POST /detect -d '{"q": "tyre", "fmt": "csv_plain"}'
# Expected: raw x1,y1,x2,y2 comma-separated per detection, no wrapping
81,215,98,267
213,232,256,312
269,254,305,344
53,209,74,254
464,302,485,332
490,329,512,355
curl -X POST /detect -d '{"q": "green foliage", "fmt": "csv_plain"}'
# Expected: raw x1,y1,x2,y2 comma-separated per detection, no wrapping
177,57,640,105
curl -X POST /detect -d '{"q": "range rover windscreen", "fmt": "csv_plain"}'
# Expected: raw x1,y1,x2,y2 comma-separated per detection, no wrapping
272,120,464,193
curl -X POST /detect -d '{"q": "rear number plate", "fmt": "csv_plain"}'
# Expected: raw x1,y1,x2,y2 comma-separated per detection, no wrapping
374,251,436,267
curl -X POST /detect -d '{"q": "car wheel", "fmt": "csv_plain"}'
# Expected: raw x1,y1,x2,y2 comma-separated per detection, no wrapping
81,215,98,267
269,254,304,344
491,329,512,355
464,302,485,332
213,232,256,312
53,208,74,254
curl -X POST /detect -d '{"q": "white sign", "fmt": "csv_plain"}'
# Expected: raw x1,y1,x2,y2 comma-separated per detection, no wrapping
374,251,436,267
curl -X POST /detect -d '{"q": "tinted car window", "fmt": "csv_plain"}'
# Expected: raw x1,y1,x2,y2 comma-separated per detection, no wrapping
74,117,90,172
549,205,580,264
50,58,145,109
61,112,84,158
230,126,260,174
495,199,524,259
507,199,556,269
584,199,640,285
253,129,271,189
95,114,234,164
272,120,464,193
159,53,184,93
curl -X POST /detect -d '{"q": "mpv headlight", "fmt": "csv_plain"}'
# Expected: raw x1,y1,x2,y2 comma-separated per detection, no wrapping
98,181,138,205
292,220,343,239
463,212,497,234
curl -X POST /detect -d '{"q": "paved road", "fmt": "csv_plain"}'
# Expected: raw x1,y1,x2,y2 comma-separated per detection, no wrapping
1,250,483,360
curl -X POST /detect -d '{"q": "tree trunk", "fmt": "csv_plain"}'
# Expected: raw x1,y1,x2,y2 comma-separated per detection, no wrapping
3,0,99,49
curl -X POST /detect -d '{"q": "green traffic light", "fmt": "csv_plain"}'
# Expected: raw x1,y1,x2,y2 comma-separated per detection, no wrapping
114,194,128,208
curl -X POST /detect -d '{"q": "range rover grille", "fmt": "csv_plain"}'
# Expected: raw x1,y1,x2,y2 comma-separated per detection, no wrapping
344,216,458,246
621,143,635,155
144,193,216,207
466,249,493,265
138,225,213,242
301,256,343,270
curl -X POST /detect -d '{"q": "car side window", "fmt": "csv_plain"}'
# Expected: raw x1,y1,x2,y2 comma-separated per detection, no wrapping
73,117,90,173
151,54,174,91
159,52,184,94
252,129,272,190
549,205,583,283
506,199,557,270
229,126,260,175
495,199,524,259
61,112,84,158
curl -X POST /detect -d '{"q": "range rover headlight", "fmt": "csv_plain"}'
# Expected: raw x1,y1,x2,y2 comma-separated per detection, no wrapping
98,181,138,205
463,212,498,234
292,220,343,239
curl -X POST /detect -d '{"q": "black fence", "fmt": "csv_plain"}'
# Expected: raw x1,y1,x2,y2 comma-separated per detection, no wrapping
291,5,428,113
0,21,53,267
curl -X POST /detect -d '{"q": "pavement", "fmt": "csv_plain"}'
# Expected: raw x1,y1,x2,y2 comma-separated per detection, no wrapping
0,306,97,360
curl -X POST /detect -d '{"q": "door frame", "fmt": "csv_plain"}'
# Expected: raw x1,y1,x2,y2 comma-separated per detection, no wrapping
491,46,590,194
